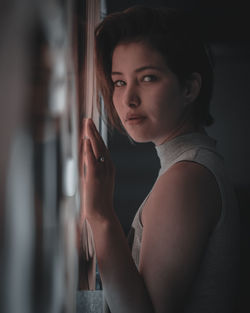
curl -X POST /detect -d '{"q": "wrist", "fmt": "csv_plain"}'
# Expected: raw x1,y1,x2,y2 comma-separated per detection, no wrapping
86,207,117,229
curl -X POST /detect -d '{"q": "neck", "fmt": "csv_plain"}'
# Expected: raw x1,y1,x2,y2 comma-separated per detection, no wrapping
155,117,206,146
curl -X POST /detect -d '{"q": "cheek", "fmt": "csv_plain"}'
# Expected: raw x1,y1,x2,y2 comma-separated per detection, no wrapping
149,88,172,110
112,94,123,118
112,94,118,111
157,84,184,107
112,89,120,105
149,87,185,121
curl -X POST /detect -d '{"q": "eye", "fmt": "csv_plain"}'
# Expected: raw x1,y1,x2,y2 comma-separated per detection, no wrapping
113,80,126,87
142,75,157,82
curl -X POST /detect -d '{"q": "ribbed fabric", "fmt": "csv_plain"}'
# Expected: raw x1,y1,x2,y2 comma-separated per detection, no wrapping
127,132,240,313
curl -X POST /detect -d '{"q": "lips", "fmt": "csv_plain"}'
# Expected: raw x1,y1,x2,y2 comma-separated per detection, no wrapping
125,113,146,124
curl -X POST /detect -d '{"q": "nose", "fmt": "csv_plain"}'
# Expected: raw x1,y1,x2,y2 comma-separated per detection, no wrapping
122,83,141,108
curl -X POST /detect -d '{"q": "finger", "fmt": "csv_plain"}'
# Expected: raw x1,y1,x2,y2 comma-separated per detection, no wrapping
87,119,108,160
79,139,84,177
89,119,107,149
84,137,97,175
79,119,88,176
81,118,88,140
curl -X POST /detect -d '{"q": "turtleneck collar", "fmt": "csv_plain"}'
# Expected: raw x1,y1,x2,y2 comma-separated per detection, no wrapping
155,132,217,173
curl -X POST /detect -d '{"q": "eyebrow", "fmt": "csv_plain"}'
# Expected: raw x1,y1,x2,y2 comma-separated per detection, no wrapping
111,65,163,76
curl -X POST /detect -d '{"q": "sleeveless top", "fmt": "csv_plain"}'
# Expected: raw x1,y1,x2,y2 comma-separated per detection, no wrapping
127,132,240,313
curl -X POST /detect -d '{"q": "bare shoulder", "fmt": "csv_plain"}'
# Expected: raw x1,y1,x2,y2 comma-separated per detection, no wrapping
142,160,222,233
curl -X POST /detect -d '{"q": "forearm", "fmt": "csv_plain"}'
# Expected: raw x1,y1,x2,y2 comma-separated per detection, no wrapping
87,212,154,313
81,119,154,312
77,220,96,290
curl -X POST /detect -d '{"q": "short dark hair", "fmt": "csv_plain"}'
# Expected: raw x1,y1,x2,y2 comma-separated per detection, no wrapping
95,6,214,132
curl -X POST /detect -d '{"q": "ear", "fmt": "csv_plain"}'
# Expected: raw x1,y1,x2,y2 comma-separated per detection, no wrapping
184,72,202,105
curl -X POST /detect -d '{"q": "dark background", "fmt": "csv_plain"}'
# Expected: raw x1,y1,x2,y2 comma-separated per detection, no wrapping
106,0,250,312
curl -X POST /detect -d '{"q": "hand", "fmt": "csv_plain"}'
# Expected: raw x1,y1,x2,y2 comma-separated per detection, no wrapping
80,118,115,225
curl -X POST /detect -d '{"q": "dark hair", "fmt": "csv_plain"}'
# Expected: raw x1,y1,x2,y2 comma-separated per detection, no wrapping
95,6,214,132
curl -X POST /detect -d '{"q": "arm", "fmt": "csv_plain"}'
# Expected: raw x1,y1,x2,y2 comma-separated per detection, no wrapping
77,219,96,290
81,118,221,313
81,118,154,313
140,161,221,312
89,209,154,313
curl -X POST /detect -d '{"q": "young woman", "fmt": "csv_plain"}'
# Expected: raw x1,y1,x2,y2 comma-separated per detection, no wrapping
80,6,240,313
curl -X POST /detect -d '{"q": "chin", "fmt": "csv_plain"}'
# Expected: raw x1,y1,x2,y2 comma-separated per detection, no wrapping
127,132,153,144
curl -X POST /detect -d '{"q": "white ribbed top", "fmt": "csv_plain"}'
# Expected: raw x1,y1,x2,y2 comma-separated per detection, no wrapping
127,132,240,313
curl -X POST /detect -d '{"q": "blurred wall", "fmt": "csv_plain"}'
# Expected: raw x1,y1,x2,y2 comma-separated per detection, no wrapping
0,1,82,312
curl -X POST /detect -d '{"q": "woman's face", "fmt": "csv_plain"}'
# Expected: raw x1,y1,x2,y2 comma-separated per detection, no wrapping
111,42,190,145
